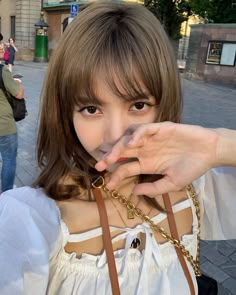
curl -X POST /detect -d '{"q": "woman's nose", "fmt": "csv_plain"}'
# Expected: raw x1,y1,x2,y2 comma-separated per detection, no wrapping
104,114,129,145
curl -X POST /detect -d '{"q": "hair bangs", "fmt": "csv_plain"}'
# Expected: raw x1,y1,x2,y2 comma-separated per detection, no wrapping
94,26,153,102
58,55,100,114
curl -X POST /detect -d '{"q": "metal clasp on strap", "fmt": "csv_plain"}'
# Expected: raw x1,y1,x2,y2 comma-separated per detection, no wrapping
91,176,105,189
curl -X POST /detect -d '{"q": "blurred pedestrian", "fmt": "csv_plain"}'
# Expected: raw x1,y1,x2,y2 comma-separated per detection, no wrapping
0,64,24,193
5,37,18,72
0,33,4,63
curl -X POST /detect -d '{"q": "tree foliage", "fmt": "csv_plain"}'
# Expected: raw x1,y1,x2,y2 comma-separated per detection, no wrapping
144,0,191,40
144,0,236,40
189,0,236,23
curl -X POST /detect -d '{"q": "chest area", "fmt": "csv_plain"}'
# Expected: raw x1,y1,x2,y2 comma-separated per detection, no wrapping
57,191,194,257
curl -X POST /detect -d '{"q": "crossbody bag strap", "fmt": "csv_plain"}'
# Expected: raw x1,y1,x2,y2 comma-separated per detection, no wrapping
93,188,121,295
163,193,195,295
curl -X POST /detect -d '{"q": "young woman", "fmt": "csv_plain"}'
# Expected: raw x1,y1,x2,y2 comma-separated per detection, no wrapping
0,2,235,294
5,37,18,72
0,33,4,62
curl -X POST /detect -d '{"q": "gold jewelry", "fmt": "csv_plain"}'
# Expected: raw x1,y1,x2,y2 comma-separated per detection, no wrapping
110,192,152,226
110,190,143,248
127,197,135,219
92,176,201,277
127,193,141,219
110,197,127,227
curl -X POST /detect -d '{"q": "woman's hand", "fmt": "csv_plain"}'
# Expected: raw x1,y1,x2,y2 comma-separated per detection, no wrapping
95,122,219,195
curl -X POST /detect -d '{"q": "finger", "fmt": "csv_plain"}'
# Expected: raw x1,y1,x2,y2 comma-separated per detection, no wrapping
105,161,142,190
132,177,182,195
95,147,138,171
127,123,162,147
96,135,139,171
128,122,175,147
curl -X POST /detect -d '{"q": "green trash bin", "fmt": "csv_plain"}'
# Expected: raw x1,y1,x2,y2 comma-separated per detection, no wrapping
34,12,49,62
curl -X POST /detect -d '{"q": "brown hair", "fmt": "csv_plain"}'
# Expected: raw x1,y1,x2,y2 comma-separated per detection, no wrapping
34,2,182,201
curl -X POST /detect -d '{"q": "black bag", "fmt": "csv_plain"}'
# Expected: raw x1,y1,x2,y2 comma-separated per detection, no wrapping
0,65,27,122
5,93,27,121
197,274,218,295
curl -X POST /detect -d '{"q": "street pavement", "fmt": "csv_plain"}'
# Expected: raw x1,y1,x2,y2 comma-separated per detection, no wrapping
1,61,236,294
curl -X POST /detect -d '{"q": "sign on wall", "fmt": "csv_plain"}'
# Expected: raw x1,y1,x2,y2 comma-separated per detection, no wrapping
206,41,236,66
220,43,236,66
71,4,79,18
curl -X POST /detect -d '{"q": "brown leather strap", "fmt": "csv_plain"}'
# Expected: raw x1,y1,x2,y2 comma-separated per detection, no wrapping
93,188,120,295
163,193,195,295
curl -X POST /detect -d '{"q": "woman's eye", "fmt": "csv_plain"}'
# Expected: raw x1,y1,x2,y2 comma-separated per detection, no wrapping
134,102,145,109
79,106,99,115
131,102,149,111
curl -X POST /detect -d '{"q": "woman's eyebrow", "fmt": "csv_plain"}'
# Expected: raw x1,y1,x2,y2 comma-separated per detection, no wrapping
76,91,154,105
122,92,153,101
77,95,102,105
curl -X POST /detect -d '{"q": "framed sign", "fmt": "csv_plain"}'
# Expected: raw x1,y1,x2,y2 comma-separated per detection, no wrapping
220,43,236,66
206,42,222,64
206,41,236,66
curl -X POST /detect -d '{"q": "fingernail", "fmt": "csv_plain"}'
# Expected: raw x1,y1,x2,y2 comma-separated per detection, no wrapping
95,162,106,171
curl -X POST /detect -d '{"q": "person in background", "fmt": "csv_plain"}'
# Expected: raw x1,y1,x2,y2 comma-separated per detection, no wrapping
5,37,18,72
0,33,4,63
0,64,24,193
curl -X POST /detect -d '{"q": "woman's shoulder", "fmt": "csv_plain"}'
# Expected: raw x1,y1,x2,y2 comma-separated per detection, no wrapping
193,166,236,194
0,186,61,228
0,187,62,293
1,185,55,205
0,186,62,256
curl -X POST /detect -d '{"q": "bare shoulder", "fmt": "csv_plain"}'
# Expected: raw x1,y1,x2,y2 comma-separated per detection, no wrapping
56,198,102,234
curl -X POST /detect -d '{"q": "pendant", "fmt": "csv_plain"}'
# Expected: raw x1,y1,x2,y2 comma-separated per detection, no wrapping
127,208,135,219
131,238,141,249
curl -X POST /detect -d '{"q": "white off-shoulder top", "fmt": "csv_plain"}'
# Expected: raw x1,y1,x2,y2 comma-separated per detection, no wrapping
0,167,235,295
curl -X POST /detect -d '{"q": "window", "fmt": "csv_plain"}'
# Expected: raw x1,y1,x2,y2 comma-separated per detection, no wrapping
206,41,236,66
10,16,16,39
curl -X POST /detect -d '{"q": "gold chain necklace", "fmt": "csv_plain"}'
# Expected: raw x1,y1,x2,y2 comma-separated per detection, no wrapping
92,176,201,277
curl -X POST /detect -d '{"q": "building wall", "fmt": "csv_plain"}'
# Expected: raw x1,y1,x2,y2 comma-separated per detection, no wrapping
178,15,203,60
16,0,42,60
0,0,42,61
47,11,69,54
0,0,16,41
186,24,236,86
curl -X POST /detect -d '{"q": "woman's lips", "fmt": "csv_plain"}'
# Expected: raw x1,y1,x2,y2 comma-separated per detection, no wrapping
100,151,128,163
116,157,128,163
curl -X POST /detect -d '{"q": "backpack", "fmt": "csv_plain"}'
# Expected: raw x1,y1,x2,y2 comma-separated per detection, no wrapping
0,65,27,122
3,50,10,62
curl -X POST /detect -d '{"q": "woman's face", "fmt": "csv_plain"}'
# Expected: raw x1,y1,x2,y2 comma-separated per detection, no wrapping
73,76,158,171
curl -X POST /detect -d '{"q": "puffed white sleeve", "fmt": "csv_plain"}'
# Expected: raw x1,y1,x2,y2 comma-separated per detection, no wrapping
193,167,236,240
0,187,62,295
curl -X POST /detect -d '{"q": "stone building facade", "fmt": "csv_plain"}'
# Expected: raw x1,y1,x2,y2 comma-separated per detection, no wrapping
0,0,42,61
185,24,236,86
